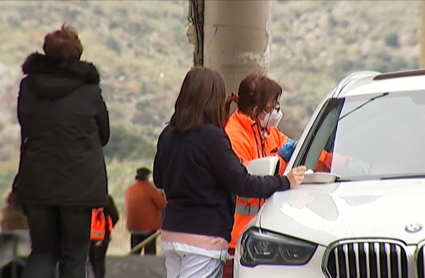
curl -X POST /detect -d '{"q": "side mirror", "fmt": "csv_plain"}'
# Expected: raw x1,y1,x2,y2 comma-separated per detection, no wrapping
245,156,280,176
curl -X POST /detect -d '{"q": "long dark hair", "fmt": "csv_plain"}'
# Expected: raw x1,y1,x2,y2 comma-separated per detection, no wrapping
170,67,227,133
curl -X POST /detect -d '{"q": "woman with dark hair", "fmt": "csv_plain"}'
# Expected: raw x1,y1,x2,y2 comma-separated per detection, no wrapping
16,25,109,278
153,67,306,278
223,73,333,277
223,73,294,277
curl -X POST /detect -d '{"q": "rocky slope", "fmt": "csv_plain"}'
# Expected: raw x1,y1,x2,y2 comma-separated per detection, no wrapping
0,0,420,225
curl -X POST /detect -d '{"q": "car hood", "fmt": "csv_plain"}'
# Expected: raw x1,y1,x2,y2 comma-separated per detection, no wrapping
259,178,425,246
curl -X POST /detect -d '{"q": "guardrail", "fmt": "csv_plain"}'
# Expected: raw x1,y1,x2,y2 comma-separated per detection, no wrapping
128,230,161,255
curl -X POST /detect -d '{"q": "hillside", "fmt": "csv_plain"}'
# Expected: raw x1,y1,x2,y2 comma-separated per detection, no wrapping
0,0,421,253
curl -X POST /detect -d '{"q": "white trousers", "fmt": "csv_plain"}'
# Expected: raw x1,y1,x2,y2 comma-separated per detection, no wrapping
162,241,227,278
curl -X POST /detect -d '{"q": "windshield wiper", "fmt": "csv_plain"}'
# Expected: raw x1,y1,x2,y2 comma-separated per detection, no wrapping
338,92,389,121
333,174,425,182
334,176,353,182
380,174,425,180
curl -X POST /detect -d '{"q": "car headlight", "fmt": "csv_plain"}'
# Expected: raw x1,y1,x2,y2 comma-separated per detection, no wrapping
240,227,317,267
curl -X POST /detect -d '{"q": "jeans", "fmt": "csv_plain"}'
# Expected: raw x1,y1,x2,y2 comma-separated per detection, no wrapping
21,204,92,278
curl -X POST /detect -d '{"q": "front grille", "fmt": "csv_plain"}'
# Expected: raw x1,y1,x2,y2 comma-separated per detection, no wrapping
418,245,425,278
324,241,408,278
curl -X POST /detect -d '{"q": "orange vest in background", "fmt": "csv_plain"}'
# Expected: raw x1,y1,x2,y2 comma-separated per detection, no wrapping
90,208,113,241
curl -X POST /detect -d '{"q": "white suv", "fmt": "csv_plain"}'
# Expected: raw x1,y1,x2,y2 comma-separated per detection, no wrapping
234,70,425,278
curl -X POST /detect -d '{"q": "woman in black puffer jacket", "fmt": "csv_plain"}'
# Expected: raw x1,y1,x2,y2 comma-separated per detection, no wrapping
16,24,110,278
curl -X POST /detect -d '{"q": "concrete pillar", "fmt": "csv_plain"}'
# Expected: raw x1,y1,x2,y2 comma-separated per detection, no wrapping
203,0,272,102
421,0,425,68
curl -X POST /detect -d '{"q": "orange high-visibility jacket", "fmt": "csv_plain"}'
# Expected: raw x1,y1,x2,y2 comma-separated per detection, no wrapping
225,110,337,248
225,110,290,248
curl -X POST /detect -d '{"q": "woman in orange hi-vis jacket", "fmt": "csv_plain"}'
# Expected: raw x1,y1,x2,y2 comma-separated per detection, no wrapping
222,73,293,278
223,73,339,278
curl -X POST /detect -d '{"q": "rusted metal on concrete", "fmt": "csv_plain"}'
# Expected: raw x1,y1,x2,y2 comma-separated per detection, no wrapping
187,0,204,66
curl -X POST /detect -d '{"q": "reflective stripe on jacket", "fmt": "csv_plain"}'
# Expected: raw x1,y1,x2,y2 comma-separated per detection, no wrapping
225,110,289,248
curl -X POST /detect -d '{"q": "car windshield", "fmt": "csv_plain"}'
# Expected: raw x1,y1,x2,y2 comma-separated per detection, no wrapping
300,91,425,181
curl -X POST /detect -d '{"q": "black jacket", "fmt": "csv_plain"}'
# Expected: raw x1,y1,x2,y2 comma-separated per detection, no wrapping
16,53,110,207
153,124,290,242
11,174,18,193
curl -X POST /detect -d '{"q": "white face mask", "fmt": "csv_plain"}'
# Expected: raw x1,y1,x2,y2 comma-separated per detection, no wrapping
259,109,283,128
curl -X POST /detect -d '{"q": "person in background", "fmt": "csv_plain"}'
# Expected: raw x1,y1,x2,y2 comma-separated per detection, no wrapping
88,194,119,278
125,167,167,255
0,174,28,232
16,24,110,278
153,67,306,278
0,176,27,278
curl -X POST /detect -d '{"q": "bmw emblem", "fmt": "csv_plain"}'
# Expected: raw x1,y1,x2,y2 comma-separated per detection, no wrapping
405,223,423,233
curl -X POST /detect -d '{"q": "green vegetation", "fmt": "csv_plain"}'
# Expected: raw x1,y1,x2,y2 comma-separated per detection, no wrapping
0,0,420,252
104,125,156,161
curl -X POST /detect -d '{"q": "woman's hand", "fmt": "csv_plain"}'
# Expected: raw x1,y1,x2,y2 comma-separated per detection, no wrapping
287,166,307,189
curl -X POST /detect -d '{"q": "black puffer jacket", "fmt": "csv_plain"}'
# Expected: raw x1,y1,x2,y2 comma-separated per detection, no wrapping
16,53,110,207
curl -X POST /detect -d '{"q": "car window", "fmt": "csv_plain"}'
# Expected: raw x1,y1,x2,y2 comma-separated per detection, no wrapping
304,100,344,170
299,91,425,180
